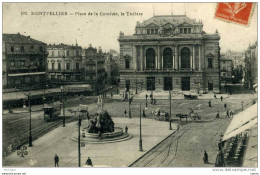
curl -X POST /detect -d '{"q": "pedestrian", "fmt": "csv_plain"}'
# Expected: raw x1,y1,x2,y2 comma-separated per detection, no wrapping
208,100,211,107
215,150,225,167
158,110,161,117
230,110,233,117
203,151,209,164
54,154,59,167
151,98,153,104
216,110,220,118
218,139,222,151
224,103,227,109
214,94,217,99
226,110,230,118
111,92,113,98
145,94,148,100
143,109,146,117
220,96,223,101
153,98,156,105
124,109,127,117
86,111,90,120
85,157,93,167
150,93,152,99
125,126,128,133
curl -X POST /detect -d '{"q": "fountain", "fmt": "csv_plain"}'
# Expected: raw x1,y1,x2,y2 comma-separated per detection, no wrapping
72,95,132,143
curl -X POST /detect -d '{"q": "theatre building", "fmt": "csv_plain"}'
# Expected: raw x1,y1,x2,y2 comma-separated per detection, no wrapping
118,15,221,93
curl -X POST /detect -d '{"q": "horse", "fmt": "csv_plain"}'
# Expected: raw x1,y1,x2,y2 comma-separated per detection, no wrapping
176,113,189,122
189,112,201,121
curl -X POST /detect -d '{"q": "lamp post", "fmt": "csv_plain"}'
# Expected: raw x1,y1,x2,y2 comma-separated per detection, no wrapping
18,89,33,147
78,109,81,167
135,70,137,94
241,101,244,111
28,94,33,147
139,103,143,151
61,85,66,127
129,89,131,119
169,89,172,130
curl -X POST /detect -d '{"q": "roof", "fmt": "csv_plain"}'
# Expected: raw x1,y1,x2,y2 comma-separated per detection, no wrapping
137,15,200,27
222,103,257,141
47,43,82,49
3,33,46,45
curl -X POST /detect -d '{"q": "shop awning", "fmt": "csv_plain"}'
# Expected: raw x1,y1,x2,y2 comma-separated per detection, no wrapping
222,103,257,141
8,72,46,76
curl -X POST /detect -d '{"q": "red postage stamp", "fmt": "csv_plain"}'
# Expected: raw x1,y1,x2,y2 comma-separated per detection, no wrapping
215,2,254,26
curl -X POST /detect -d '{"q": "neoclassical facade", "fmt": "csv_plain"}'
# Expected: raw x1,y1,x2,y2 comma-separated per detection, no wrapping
118,15,221,93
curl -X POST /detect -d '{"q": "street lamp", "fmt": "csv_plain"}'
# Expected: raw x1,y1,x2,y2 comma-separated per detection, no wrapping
60,85,66,127
241,101,244,111
129,89,131,119
17,88,33,147
135,70,137,94
139,103,143,151
169,89,172,130
68,107,87,167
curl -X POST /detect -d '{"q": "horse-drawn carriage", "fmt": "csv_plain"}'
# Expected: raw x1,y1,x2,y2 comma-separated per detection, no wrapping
176,110,201,122
151,108,170,121
184,94,198,100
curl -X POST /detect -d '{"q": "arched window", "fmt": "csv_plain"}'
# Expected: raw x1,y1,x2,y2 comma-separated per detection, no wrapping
181,47,191,68
163,48,173,69
146,48,156,69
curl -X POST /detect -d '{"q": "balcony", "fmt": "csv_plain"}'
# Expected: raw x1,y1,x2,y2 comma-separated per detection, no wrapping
7,51,49,55
48,69,81,73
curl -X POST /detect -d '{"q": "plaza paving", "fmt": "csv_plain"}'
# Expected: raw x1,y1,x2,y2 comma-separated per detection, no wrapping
2,91,257,167
3,118,177,167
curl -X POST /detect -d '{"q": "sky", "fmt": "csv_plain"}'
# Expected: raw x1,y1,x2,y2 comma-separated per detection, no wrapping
3,3,258,53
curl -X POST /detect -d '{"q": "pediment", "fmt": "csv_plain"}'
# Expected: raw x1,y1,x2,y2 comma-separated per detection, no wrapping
206,53,215,57
162,23,175,29
178,22,193,27
145,23,160,28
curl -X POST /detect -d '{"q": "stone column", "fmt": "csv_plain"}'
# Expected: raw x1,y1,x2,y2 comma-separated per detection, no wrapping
133,45,137,70
175,45,178,70
192,45,195,70
199,45,201,71
157,45,161,70
172,55,175,69
155,56,158,69
190,54,192,70
140,46,143,71
162,56,164,69
179,55,181,70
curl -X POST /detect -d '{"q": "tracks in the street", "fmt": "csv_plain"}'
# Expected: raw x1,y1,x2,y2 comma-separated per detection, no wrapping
130,123,197,167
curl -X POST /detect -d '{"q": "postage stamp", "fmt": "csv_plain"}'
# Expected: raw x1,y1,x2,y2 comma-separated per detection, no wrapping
215,2,254,26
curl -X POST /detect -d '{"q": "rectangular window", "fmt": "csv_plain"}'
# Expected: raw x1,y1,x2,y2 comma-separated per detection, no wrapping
52,63,55,71
125,59,130,69
21,46,25,53
51,75,55,80
180,28,183,33
76,50,79,56
208,58,213,68
39,46,43,52
58,51,60,57
155,29,158,34
76,62,80,71
30,46,34,50
76,75,80,81
58,63,61,71
66,63,70,70
11,46,14,52
147,29,150,34
57,75,61,80
151,29,154,34
67,51,70,56
184,28,187,34
52,51,54,56
188,28,191,33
